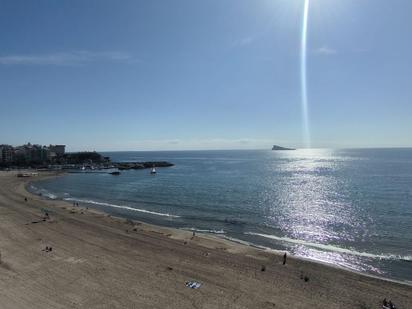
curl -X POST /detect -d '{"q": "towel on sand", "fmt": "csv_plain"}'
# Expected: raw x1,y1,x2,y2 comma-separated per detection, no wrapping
185,281,202,289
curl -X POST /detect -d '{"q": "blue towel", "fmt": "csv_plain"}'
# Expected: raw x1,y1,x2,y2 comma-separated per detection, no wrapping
185,281,202,289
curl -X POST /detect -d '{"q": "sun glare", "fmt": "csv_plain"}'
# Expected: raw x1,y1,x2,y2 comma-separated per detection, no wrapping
301,0,311,148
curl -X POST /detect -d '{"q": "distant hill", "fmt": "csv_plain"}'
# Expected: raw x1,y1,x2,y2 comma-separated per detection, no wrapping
272,145,295,151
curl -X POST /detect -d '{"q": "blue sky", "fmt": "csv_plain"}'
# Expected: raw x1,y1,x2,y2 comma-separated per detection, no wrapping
0,0,411,151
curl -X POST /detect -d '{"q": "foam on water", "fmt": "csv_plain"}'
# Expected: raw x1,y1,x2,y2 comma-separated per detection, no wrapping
64,197,180,218
29,185,57,200
44,192,57,199
222,235,288,254
246,232,411,261
181,227,225,234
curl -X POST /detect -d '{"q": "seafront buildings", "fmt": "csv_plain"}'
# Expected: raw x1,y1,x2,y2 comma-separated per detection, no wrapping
0,144,14,163
0,143,65,165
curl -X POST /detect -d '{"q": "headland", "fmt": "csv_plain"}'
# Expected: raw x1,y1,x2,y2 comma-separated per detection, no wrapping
272,145,296,151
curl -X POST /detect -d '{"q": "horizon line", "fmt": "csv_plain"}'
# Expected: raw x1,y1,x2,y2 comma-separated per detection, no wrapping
66,146,412,153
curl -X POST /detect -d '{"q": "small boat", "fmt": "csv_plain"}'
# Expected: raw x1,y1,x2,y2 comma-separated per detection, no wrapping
150,166,156,175
110,171,121,175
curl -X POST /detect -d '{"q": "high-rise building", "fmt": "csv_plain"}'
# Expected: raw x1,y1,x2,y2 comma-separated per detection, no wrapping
48,145,65,156
0,145,15,163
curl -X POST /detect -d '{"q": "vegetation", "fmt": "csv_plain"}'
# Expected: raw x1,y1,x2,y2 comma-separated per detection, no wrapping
62,152,110,164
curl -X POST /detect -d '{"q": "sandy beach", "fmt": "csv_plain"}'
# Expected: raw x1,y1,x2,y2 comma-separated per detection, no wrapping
0,171,410,309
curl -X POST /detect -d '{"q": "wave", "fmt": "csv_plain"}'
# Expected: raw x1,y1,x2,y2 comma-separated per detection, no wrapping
42,192,57,200
181,227,225,234
64,198,180,218
246,232,412,261
222,235,278,250
400,256,412,262
29,185,57,200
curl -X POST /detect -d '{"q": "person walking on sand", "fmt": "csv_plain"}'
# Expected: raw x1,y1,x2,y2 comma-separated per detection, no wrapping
283,252,287,265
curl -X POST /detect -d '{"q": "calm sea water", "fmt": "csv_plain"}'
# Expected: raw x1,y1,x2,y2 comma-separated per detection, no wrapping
30,149,412,282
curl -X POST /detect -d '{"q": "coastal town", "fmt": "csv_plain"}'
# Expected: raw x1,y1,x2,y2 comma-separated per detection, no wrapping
0,143,67,166
0,143,173,171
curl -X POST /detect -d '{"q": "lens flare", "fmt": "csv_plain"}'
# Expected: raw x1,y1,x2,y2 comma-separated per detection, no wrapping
301,0,311,148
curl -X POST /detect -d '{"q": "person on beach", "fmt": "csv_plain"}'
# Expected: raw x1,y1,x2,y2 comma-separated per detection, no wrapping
383,299,397,309
283,253,287,265
24,197,27,202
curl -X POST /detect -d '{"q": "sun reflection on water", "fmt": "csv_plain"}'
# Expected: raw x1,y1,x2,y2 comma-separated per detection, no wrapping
261,149,373,271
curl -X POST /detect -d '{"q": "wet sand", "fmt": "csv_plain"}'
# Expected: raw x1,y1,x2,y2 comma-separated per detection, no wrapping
0,171,411,308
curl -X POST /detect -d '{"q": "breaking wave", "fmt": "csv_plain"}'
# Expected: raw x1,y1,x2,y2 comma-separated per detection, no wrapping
245,232,412,261
64,198,180,218
29,185,57,200
181,227,225,234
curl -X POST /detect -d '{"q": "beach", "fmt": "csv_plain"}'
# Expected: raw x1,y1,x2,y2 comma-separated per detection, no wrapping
0,171,411,309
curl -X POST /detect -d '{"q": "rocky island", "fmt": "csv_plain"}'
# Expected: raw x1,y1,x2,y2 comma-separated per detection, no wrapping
272,145,295,151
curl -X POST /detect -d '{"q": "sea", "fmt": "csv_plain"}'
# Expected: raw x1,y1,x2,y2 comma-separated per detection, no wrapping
28,149,412,283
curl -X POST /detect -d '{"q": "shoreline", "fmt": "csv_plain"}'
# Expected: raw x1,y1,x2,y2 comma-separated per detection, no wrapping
25,172,273,256
27,172,412,287
1,170,411,308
